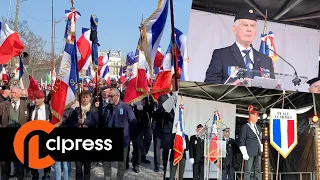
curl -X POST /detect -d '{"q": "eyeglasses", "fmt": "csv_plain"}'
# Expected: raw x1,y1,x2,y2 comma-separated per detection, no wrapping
108,94,118,98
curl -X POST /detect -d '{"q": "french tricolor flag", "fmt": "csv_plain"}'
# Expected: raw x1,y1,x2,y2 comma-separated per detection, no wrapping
151,42,173,102
173,104,186,165
51,9,80,126
175,28,189,81
0,22,24,64
77,28,92,71
140,0,168,75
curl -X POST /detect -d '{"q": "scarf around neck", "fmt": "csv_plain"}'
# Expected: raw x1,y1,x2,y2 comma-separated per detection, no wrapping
81,103,91,120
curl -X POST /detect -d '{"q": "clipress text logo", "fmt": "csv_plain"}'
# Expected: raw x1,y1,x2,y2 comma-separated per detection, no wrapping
13,121,123,169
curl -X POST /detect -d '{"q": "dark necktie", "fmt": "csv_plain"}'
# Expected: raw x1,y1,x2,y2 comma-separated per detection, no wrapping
242,49,253,78
13,102,17,111
34,107,39,120
254,125,259,136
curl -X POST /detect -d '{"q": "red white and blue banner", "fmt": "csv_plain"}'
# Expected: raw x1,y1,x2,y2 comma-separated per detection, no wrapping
174,28,189,81
209,111,220,162
141,0,169,76
0,22,24,64
259,31,278,71
151,42,173,102
51,9,80,126
270,108,298,158
173,104,186,165
77,28,92,71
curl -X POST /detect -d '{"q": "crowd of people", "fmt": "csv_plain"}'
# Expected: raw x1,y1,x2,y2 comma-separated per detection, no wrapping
0,75,265,180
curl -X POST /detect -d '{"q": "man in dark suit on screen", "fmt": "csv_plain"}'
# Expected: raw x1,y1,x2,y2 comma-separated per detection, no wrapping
239,105,263,180
204,9,275,85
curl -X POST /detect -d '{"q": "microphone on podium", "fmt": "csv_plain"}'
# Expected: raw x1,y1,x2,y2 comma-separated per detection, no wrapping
265,45,301,87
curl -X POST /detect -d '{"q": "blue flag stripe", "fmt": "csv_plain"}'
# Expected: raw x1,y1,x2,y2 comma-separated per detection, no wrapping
273,119,282,148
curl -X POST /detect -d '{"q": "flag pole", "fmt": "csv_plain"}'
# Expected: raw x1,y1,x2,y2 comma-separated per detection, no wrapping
263,9,268,35
275,91,285,180
70,0,83,126
169,0,178,92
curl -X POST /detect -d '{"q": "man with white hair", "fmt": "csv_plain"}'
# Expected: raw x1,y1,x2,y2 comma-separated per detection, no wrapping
204,8,275,85
307,77,320,93
0,86,29,180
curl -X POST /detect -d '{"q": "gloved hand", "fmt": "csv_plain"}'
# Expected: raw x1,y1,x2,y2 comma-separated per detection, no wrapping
239,146,250,161
189,158,194,164
242,153,249,161
137,104,143,110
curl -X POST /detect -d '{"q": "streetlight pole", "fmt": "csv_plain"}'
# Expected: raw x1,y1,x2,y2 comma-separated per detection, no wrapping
51,0,65,88
51,0,54,87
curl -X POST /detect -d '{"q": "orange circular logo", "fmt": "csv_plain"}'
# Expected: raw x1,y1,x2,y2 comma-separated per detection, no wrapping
13,120,55,169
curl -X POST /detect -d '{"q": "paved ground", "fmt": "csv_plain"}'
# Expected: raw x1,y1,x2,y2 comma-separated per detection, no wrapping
6,143,165,180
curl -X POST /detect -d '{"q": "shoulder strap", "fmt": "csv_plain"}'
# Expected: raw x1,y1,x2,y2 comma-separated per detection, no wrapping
247,123,261,144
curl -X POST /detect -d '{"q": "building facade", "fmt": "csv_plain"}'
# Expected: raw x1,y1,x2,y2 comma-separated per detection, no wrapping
99,50,126,76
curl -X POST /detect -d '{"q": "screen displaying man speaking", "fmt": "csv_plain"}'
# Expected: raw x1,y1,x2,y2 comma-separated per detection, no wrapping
204,9,275,85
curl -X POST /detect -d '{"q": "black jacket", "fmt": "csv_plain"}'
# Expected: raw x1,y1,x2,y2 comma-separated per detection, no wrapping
154,93,174,134
204,42,275,84
239,123,262,157
189,135,205,164
221,137,239,168
70,106,99,128
28,104,51,122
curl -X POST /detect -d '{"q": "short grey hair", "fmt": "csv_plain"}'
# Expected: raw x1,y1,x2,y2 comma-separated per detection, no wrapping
234,20,240,26
110,88,120,96
11,86,22,94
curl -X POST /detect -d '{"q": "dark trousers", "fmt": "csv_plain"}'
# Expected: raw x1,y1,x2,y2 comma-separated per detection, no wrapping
132,131,143,167
104,147,129,180
193,162,204,180
1,161,24,180
222,165,235,180
30,167,51,180
141,123,152,159
244,155,261,180
169,159,186,180
75,161,91,180
153,130,161,168
126,141,131,168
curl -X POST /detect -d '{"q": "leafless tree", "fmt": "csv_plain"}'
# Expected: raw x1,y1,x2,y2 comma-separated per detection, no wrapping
4,19,52,80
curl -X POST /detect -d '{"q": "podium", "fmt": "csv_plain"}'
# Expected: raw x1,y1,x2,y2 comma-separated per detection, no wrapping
224,68,308,90
203,124,227,180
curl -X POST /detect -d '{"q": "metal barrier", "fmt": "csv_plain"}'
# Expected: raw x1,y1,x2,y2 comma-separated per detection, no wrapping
234,171,314,180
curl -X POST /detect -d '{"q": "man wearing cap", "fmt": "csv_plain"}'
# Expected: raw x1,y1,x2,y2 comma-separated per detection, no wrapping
0,86,29,180
0,85,11,103
204,8,275,85
307,77,320,93
28,90,52,180
215,127,239,180
239,105,263,180
189,124,205,180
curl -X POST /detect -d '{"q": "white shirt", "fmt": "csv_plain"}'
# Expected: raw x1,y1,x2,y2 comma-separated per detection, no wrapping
249,122,259,135
236,41,254,65
32,104,47,121
12,100,20,110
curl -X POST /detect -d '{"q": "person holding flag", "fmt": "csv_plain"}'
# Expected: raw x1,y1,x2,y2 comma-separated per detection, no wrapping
189,124,205,180
204,8,275,85
168,105,190,180
239,105,263,180
215,127,239,180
